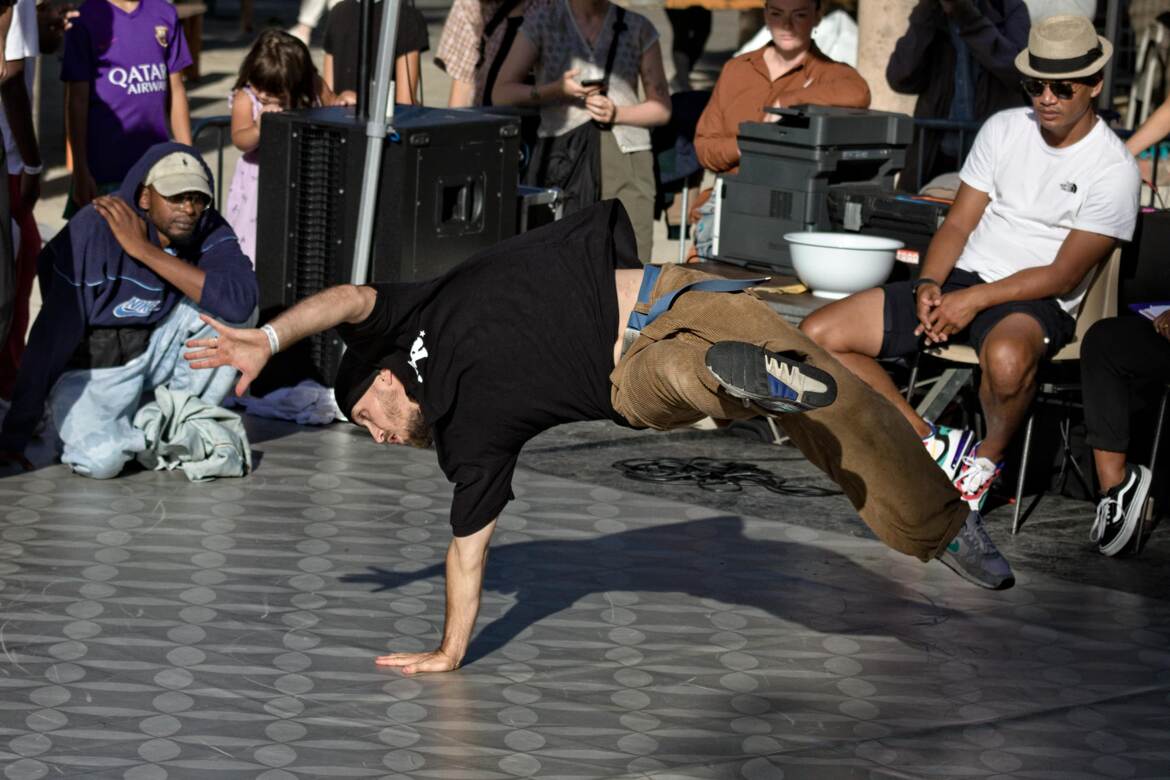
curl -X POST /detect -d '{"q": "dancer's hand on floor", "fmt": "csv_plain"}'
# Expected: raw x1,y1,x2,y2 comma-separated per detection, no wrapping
374,649,459,675
184,315,271,396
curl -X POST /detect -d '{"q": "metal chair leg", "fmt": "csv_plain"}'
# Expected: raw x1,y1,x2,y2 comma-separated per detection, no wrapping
677,184,690,264
905,351,921,403
1012,413,1035,534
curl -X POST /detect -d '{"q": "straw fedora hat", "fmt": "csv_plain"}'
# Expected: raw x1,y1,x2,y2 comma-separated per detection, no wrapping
1015,15,1112,80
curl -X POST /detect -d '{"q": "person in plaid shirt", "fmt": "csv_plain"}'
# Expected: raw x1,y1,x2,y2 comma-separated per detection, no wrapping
437,0,551,107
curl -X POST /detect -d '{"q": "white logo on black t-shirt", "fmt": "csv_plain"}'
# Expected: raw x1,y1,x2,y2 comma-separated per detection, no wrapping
408,331,428,383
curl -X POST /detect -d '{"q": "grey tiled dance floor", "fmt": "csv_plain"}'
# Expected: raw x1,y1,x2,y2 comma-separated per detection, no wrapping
2,423,1169,779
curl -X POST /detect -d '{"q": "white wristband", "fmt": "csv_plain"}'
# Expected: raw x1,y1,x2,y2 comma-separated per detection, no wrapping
260,323,280,355
22,163,43,175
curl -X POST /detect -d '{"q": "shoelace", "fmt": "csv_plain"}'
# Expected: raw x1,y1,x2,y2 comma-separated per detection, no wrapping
956,454,998,495
1089,498,1118,543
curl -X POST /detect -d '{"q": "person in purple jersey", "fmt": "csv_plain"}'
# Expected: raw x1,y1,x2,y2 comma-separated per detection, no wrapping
61,0,193,215
0,144,257,478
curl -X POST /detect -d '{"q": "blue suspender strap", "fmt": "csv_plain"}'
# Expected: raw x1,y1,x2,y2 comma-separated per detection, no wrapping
635,263,662,310
627,267,770,331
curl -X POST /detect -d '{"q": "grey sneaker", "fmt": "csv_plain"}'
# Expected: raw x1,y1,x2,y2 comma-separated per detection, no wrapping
937,510,1015,590
1090,463,1151,557
704,342,837,414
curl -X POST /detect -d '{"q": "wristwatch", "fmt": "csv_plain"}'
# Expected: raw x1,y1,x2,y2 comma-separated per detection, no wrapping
911,277,941,294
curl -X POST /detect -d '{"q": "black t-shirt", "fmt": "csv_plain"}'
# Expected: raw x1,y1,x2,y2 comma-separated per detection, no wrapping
323,0,430,96
337,201,641,537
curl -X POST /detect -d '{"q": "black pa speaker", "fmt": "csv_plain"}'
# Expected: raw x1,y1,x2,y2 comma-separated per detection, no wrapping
254,105,521,390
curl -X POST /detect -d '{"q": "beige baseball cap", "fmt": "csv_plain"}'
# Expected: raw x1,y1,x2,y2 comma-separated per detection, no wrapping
144,152,212,199
1015,15,1112,80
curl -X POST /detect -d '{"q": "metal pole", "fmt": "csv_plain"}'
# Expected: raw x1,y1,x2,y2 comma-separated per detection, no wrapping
356,0,373,119
1100,0,1122,110
350,0,400,287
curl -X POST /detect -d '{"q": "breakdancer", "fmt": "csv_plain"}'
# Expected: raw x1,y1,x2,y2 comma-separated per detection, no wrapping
186,201,1013,676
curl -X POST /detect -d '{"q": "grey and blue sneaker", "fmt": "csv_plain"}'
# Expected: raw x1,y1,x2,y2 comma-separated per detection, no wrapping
1090,463,1151,557
704,342,837,414
937,509,1015,590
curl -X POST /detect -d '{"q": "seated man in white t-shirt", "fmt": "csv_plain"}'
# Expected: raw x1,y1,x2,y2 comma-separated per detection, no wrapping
801,15,1140,510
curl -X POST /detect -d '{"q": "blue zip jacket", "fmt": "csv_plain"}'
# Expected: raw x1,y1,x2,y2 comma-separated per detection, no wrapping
0,142,258,452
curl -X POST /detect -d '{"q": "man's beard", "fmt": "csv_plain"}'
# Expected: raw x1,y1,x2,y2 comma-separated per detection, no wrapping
160,224,196,246
401,408,433,449
380,392,433,449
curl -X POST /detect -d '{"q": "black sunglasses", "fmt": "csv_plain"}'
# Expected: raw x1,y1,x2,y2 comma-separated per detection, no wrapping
160,191,211,210
1019,77,1090,100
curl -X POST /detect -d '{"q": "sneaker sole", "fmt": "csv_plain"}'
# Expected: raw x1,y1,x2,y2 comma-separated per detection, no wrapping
937,553,1016,590
1100,464,1152,557
927,428,976,482
705,342,837,414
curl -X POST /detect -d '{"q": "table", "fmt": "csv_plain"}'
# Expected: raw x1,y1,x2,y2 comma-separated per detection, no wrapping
690,261,831,326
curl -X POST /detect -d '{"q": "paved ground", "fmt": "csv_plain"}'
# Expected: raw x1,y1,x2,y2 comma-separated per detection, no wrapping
1,416,1169,779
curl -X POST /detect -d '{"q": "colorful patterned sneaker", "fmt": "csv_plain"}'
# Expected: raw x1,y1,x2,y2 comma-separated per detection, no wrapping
954,445,1003,510
922,422,976,482
704,342,838,414
938,509,1015,590
1090,463,1152,557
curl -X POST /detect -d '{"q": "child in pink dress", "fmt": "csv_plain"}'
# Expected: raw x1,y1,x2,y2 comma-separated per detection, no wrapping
226,30,333,267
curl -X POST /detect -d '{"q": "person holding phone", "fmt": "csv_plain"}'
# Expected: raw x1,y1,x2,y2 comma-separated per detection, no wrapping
492,0,671,261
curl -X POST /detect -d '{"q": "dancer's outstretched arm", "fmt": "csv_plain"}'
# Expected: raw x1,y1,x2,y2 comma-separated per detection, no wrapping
184,284,377,395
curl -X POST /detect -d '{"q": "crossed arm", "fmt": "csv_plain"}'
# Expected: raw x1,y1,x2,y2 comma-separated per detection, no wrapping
912,183,1115,343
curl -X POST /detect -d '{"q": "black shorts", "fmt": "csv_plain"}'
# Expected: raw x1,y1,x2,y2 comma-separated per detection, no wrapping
877,268,1077,360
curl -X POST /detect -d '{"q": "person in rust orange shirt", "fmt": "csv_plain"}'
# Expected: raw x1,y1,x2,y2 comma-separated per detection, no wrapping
695,0,870,175
689,0,869,258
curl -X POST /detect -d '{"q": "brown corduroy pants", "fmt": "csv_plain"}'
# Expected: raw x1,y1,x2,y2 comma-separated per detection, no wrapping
610,264,968,562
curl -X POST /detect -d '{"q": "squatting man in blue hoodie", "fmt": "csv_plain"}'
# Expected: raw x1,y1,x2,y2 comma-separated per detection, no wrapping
0,143,258,478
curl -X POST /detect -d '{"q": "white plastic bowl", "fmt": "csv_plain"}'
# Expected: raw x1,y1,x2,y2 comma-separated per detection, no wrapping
784,231,904,300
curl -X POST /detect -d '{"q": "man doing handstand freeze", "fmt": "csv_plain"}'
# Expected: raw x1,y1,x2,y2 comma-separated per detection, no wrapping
186,201,1013,676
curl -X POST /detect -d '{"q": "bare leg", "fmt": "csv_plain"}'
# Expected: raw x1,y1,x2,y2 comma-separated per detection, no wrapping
975,314,1047,462
1093,448,1127,493
801,288,932,438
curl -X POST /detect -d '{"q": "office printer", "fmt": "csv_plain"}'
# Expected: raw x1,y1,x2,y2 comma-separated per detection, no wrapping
715,105,914,274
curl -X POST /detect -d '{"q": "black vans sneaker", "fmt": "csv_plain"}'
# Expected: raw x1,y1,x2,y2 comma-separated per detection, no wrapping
704,342,837,415
1090,464,1152,557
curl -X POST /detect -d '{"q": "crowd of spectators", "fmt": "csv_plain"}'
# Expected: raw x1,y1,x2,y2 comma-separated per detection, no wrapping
0,0,1165,559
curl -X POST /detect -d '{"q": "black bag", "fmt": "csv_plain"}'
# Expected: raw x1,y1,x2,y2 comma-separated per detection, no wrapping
523,122,600,215
522,8,627,214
